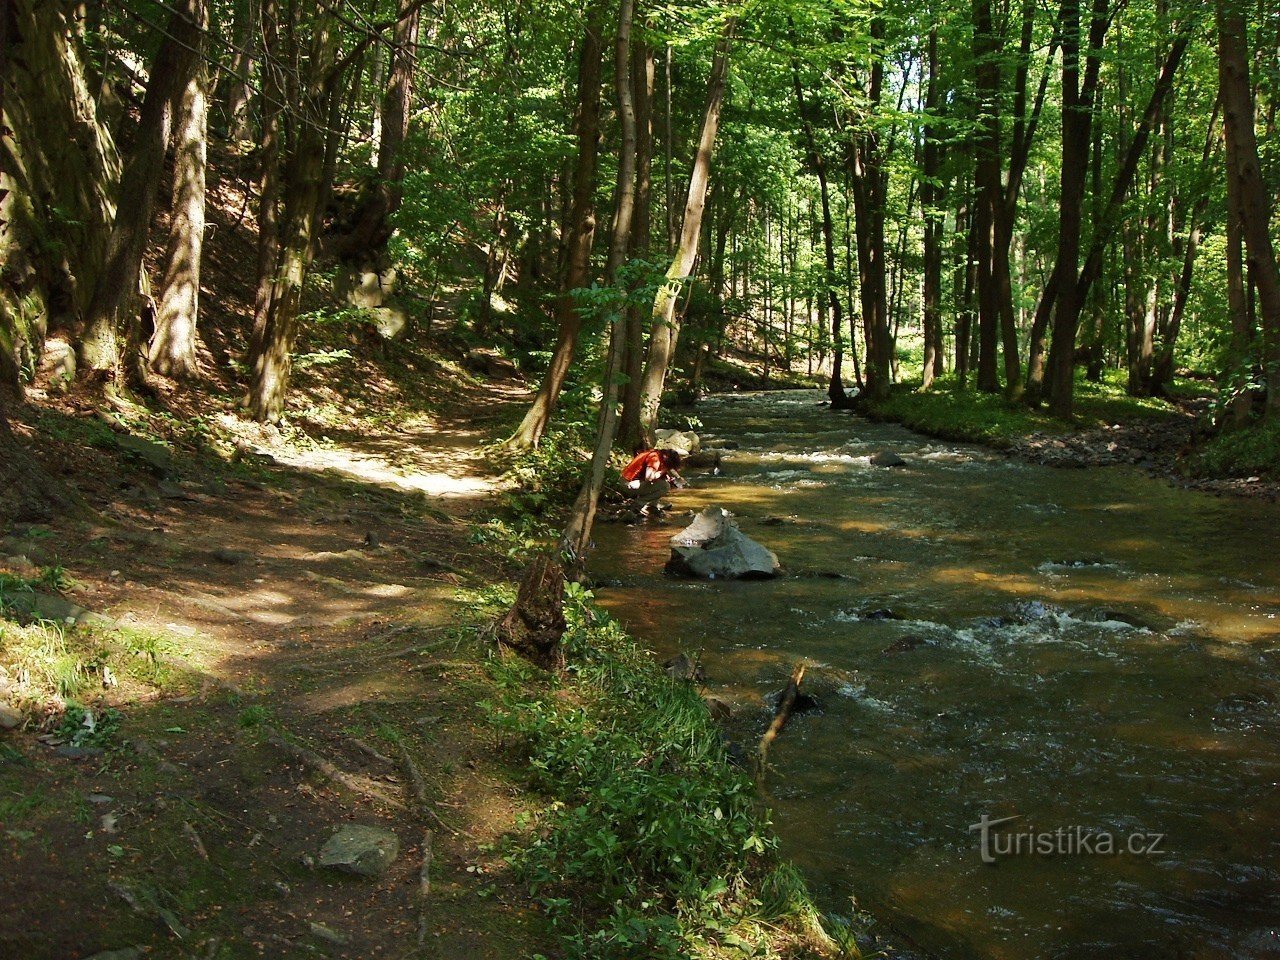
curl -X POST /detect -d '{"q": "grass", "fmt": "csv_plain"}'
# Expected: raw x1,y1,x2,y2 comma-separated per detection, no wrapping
863,371,1189,447
480,584,847,960
1192,418,1280,479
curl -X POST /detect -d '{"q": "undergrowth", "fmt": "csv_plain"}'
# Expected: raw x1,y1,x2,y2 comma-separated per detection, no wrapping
1192,418,1280,478
865,372,1185,445
481,586,846,959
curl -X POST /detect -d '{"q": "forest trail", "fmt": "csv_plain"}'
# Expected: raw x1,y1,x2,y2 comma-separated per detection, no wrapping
1,382,554,960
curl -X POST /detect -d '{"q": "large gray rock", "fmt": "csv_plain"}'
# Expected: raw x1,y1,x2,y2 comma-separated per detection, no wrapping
666,507,780,580
0,703,23,730
115,435,174,476
655,429,700,456
318,824,399,877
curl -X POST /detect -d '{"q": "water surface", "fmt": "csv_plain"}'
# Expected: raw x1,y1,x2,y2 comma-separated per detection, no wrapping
590,390,1280,959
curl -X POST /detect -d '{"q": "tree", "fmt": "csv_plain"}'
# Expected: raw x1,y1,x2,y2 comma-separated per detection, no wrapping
150,1,210,380
636,22,735,443
509,0,608,449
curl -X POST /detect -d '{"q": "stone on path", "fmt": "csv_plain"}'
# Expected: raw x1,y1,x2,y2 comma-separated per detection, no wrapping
318,824,400,877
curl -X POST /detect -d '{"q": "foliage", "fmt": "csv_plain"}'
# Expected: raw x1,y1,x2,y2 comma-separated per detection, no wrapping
55,703,123,748
483,588,838,959
1192,420,1280,479
867,373,1187,446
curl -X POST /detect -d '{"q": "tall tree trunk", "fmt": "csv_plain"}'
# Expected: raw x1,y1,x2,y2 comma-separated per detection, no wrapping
848,18,890,400
637,24,735,443
150,20,210,381
1218,0,1280,416
971,0,1003,393
221,0,259,139
509,1,607,449
334,0,421,292
792,58,849,406
920,28,944,391
562,0,639,568
618,36,655,453
245,4,341,422
82,0,203,378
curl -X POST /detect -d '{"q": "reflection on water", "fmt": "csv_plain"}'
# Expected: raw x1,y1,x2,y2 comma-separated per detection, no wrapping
590,390,1280,959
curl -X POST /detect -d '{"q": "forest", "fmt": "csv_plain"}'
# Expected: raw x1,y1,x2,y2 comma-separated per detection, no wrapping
2,0,1280,957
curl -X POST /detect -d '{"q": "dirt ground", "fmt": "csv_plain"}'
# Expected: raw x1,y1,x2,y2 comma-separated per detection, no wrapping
0,381,554,959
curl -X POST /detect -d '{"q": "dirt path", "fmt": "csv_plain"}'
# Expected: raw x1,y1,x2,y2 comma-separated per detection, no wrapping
1,383,552,959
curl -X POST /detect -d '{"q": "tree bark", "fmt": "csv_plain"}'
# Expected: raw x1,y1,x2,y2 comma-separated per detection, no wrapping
618,36,655,453
245,3,341,422
920,27,944,391
971,0,1003,394
509,0,608,449
1218,0,1280,416
82,0,203,378
792,57,849,406
562,0,638,569
150,30,210,380
636,24,735,443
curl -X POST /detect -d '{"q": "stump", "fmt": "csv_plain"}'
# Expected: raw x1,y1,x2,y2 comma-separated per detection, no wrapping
495,553,567,671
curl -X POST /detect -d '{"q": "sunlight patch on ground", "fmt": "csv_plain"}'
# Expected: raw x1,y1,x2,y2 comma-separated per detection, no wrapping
269,446,501,498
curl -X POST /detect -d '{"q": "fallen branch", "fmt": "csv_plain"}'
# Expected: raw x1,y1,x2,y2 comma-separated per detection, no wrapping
757,661,806,777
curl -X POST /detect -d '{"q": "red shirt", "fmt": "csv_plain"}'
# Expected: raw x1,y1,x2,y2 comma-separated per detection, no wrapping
622,450,666,483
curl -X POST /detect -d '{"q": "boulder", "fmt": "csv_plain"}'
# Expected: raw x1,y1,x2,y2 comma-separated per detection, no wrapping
115,435,174,477
665,507,780,580
368,304,409,340
683,449,722,470
664,653,706,682
464,348,521,380
869,450,906,468
654,428,700,455
0,703,23,730
318,824,400,877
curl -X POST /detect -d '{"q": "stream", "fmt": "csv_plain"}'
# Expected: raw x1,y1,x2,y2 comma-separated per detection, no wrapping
589,389,1280,960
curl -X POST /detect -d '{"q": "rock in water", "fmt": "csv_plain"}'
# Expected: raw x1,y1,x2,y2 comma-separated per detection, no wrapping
664,653,706,682
666,507,780,580
654,428,701,455
318,824,400,877
869,450,906,468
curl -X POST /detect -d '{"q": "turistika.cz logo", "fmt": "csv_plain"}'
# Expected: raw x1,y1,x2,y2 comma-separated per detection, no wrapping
969,814,1166,864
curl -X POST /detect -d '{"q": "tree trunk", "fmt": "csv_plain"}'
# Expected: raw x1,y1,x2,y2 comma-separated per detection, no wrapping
920,28,943,391
509,0,607,449
636,25,735,443
496,553,567,672
82,0,203,378
971,0,1003,394
618,36,655,453
150,30,209,380
334,0,421,280
1218,0,1280,416
792,58,849,406
562,0,638,569
220,0,259,139
847,18,890,400
245,4,341,422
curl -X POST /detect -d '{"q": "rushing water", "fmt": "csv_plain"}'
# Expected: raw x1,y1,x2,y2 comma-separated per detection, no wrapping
589,390,1280,960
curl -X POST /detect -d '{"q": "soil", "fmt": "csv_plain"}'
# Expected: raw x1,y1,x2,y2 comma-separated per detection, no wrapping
0,378,552,960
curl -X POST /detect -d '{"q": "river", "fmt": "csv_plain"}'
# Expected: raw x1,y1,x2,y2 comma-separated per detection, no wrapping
589,389,1280,960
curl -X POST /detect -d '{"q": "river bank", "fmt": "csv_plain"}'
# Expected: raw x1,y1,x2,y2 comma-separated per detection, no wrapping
0,361,845,958
855,376,1280,501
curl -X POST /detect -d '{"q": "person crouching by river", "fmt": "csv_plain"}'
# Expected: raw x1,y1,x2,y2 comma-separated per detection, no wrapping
621,448,686,516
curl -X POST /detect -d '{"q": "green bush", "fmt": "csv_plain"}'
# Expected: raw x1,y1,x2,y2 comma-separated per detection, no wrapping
1193,419,1280,478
